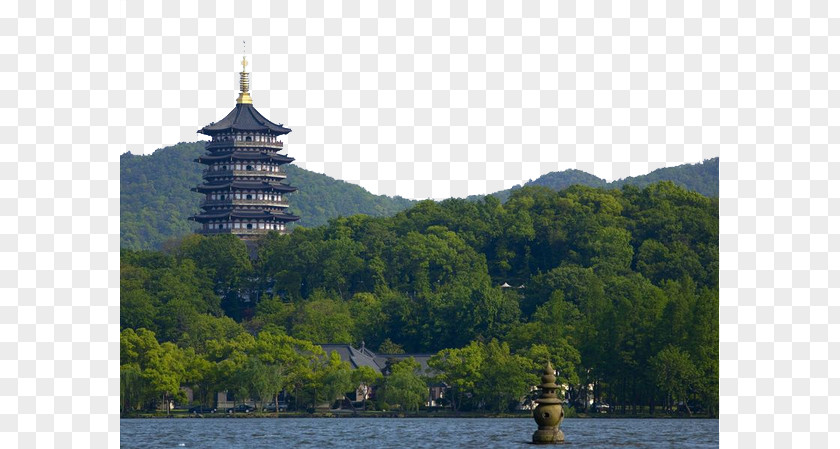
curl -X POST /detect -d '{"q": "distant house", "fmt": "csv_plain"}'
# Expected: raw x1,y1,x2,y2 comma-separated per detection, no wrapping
319,343,446,407
204,343,447,411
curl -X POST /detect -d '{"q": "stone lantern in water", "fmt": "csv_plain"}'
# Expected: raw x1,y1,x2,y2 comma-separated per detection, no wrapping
532,361,564,444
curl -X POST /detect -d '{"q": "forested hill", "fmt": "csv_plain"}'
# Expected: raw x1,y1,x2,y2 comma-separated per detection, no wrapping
612,158,719,196
474,158,719,202
121,141,717,250
120,142,416,250
121,182,719,415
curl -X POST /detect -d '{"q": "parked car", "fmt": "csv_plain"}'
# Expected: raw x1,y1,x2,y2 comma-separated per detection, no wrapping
262,403,289,412
227,404,255,413
188,405,216,414
591,402,610,413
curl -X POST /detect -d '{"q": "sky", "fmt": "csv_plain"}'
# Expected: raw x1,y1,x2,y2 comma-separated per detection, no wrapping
112,1,729,200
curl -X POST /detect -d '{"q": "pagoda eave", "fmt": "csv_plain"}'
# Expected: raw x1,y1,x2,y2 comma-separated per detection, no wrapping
192,181,298,193
194,152,295,164
198,103,292,135
190,211,300,223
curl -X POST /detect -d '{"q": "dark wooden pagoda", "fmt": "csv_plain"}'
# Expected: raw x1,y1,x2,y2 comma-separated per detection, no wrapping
190,56,300,239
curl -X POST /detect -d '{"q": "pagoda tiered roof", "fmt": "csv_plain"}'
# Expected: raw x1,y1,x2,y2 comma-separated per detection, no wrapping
194,151,294,164
191,209,300,222
191,56,300,237
192,180,298,193
198,103,292,136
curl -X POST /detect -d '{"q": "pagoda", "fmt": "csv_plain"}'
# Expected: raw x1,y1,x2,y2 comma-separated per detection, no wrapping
190,56,300,239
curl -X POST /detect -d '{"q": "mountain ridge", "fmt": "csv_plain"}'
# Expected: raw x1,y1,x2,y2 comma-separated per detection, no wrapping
472,158,719,202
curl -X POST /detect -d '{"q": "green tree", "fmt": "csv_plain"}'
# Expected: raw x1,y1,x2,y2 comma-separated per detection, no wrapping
121,252,221,342
176,314,246,355
386,226,496,350
176,234,252,319
251,295,296,335
587,227,634,274
595,274,667,412
476,339,539,412
120,288,158,331
348,292,387,347
650,345,699,413
505,291,581,386
290,291,355,344
121,327,170,412
428,341,484,411
120,363,146,413
377,338,405,355
180,347,214,407
687,287,719,416
206,333,255,412
352,365,383,411
381,358,428,412
318,236,366,299
121,327,160,367
319,351,355,408
637,240,704,286
143,342,186,415
250,331,325,411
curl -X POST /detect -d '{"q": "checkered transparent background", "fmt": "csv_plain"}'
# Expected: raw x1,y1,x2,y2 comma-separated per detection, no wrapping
0,0,837,447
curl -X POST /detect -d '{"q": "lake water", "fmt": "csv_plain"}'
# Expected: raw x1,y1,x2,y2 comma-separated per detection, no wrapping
121,417,718,448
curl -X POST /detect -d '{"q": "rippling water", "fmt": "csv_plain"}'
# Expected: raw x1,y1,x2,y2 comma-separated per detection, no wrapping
121,417,718,448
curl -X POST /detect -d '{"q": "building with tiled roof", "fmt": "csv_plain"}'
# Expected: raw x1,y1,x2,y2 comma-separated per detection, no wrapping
318,343,446,407
318,343,436,375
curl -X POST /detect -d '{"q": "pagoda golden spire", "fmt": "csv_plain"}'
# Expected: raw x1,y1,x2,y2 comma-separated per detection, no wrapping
236,56,253,104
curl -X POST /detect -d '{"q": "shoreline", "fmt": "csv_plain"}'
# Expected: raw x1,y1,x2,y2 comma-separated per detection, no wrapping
121,411,718,420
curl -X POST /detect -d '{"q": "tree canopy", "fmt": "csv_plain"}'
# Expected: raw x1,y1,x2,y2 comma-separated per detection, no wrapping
121,181,718,415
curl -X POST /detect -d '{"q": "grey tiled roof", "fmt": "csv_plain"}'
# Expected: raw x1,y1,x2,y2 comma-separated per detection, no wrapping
191,210,300,221
320,344,381,371
195,152,294,163
318,344,438,375
193,180,298,192
199,103,292,135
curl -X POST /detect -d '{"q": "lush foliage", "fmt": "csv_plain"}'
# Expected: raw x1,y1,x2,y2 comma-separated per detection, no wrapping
121,143,206,251
121,142,717,250
429,339,539,412
380,358,429,412
121,181,718,415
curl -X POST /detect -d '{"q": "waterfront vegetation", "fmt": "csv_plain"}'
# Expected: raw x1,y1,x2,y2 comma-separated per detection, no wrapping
121,181,718,417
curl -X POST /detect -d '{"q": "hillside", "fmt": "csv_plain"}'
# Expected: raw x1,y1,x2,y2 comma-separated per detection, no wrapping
121,141,718,250
474,158,719,202
612,158,719,197
120,142,416,250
